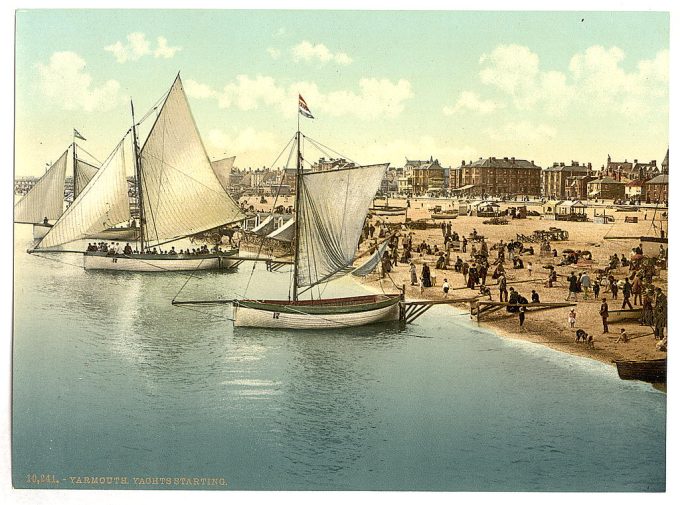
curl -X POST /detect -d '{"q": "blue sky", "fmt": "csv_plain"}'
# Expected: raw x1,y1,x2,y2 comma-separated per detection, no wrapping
14,9,670,176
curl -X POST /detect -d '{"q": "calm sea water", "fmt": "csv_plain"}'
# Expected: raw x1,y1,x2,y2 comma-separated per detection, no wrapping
12,225,666,491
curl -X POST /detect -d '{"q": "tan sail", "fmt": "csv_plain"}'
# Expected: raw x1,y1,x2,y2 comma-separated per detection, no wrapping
210,156,236,192
296,163,389,289
37,139,131,249
14,149,68,224
139,76,243,244
74,158,99,198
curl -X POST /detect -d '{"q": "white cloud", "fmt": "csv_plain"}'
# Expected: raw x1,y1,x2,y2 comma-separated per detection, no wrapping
105,33,181,63
185,79,216,99
36,51,122,112
218,75,287,110
486,121,557,143
568,46,668,115
452,44,667,118
443,91,501,115
267,47,281,60
154,36,181,59
186,75,413,120
291,40,352,66
207,127,282,167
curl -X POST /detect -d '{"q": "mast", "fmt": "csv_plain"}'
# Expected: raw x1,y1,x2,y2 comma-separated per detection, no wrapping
292,127,302,301
131,100,145,252
72,139,77,201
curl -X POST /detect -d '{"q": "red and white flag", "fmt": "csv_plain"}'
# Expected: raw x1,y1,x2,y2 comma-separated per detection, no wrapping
298,94,314,119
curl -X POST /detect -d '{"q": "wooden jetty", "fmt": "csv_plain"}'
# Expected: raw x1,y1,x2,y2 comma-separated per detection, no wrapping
402,297,479,324
471,301,576,322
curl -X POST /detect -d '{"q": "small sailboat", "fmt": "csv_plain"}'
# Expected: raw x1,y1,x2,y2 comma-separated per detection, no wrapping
15,136,139,241
31,75,245,272
176,96,404,328
15,148,69,239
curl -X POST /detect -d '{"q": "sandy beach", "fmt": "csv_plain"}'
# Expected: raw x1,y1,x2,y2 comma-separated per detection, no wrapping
243,195,668,370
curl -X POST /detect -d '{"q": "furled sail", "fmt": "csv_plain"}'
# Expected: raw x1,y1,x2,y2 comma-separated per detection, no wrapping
14,149,68,224
351,240,390,277
139,76,243,244
211,156,236,192
74,158,99,198
296,163,388,288
37,139,131,249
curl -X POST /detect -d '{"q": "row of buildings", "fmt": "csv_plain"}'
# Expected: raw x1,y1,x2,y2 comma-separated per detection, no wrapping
390,150,669,203
17,151,668,204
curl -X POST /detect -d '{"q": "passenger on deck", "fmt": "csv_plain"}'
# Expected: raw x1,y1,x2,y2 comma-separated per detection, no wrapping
169,246,177,255
123,243,133,255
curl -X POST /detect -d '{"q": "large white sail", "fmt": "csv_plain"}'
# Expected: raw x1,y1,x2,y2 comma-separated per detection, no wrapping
14,149,68,224
37,139,131,249
139,77,243,244
296,163,388,288
74,158,99,198
211,156,236,192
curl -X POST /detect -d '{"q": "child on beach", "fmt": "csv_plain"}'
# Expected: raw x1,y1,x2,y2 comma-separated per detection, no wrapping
616,328,629,343
442,278,450,298
568,309,576,328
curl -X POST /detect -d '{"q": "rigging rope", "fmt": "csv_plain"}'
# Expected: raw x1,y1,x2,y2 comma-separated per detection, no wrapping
242,133,297,298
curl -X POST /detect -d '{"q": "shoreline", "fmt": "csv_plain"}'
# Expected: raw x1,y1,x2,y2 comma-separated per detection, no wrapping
242,194,667,377
351,196,668,374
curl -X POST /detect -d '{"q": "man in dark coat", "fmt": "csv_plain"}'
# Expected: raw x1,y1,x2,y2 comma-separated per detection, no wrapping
600,298,609,333
653,288,667,339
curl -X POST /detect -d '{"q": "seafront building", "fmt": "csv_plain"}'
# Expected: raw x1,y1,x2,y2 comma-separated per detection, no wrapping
449,156,542,197
586,176,626,200
643,174,669,204
397,157,447,196
542,161,592,199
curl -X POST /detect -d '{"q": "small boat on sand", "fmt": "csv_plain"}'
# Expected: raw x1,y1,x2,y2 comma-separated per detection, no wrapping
614,358,666,383
607,308,644,323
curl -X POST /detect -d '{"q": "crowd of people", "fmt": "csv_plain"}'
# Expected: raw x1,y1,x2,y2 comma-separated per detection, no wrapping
85,242,230,256
361,214,668,348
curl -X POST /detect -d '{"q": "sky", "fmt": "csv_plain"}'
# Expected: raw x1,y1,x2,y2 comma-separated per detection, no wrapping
13,8,670,177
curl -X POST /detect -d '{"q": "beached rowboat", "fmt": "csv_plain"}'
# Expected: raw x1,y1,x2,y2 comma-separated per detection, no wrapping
607,308,644,323
614,358,666,383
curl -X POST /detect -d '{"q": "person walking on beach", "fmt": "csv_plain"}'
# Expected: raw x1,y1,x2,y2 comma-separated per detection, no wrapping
462,237,467,253
631,274,643,305
409,262,418,286
442,278,450,298
609,275,618,300
566,272,579,301
593,280,600,299
498,272,508,302
568,308,577,328
600,298,609,333
527,261,533,277
580,271,591,300
621,277,633,310
517,292,528,331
